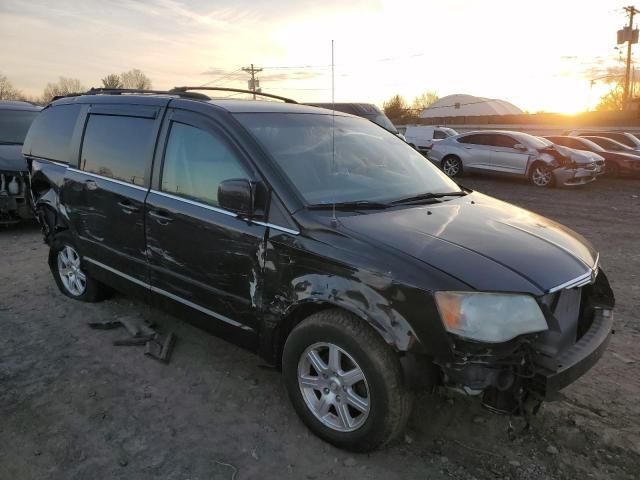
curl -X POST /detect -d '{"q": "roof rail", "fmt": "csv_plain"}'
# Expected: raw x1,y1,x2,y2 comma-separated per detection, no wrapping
171,86,297,104
85,88,210,100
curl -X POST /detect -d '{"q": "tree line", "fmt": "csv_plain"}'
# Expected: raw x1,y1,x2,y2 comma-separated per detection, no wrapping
0,69,152,105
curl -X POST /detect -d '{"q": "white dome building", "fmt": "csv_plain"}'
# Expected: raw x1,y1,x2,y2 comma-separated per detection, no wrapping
419,94,523,118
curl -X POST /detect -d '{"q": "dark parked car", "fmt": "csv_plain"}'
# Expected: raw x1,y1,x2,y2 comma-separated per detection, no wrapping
27,89,614,452
0,100,41,224
545,135,640,177
304,102,403,139
565,129,640,150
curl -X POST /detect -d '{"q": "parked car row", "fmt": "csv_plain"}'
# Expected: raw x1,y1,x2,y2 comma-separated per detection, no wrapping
426,128,640,186
22,87,614,452
0,100,41,224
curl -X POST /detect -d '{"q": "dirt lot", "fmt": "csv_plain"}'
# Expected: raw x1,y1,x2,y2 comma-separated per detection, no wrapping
1,175,639,480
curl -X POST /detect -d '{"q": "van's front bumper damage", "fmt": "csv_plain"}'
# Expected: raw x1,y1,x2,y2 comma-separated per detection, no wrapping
436,271,614,414
531,307,613,397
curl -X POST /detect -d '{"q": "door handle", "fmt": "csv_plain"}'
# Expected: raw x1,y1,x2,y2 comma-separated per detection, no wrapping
85,179,98,191
117,200,140,214
464,146,472,149
148,209,173,225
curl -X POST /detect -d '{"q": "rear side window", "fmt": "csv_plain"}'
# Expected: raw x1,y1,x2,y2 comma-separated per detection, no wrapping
160,122,249,207
80,114,155,186
25,104,81,163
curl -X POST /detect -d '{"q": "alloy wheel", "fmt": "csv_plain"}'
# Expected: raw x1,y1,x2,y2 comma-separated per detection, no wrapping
442,158,460,176
57,245,86,296
297,342,370,432
532,165,552,187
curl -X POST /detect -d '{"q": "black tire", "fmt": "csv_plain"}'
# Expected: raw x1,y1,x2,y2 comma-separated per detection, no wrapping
441,155,463,177
606,161,620,178
282,309,412,452
529,162,555,188
48,231,109,302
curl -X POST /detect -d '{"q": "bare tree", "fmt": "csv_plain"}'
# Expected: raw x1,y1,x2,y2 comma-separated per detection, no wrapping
596,82,625,111
411,91,439,112
120,69,152,89
0,73,22,100
42,77,86,102
101,73,123,89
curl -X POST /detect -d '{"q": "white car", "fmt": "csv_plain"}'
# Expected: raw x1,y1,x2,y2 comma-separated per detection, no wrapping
428,130,603,187
404,126,457,152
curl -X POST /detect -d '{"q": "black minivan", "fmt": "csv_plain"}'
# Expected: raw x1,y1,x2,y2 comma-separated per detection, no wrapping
25,89,614,452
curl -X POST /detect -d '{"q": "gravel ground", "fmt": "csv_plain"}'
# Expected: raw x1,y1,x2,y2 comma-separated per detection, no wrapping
1,175,639,480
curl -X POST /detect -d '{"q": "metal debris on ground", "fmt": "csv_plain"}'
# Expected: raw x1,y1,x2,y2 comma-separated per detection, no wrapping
87,316,176,363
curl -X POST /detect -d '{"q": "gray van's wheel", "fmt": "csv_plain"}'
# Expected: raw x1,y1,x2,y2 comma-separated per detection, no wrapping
530,162,555,188
282,309,412,452
48,232,108,302
441,156,462,177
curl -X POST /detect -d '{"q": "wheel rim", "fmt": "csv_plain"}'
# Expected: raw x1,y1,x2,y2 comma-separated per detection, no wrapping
297,342,370,432
532,165,552,186
443,158,460,176
57,245,86,296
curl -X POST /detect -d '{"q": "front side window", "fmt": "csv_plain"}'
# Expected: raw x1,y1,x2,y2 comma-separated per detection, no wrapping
433,130,448,140
493,134,518,148
81,114,154,186
235,113,459,205
0,109,38,144
161,122,248,207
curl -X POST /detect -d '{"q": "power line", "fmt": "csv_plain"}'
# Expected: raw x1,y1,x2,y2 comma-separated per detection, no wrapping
199,67,243,87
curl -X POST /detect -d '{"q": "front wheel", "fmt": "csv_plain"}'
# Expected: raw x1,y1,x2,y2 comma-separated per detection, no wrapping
282,310,412,452
530,162,555,187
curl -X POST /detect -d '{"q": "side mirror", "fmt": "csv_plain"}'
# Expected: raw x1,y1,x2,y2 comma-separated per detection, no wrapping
218,179,254,216
513,143,528,151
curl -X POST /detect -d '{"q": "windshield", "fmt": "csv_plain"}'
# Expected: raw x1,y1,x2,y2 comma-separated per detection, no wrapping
363,113,398,134
235,113,460,205
0,109,39,144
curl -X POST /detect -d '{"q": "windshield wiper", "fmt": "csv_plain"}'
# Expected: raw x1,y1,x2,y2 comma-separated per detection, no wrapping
307,200,391,211
390,191,468,205
0,141,22,145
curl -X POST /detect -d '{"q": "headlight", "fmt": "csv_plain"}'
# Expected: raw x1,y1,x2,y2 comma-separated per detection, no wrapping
434,291,548,343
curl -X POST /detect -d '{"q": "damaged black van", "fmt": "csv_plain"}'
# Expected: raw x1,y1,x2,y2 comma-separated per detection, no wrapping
25,88,614,452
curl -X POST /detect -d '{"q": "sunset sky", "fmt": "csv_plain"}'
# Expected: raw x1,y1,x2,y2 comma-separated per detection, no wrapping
0,0,632,114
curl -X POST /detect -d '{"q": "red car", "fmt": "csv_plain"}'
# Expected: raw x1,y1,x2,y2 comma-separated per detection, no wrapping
545,136,640,177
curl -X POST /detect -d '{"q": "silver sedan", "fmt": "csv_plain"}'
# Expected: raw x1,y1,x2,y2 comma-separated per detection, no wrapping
428,130,603,187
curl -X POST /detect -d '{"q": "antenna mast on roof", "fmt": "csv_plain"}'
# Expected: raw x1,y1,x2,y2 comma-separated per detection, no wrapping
330,40,337,228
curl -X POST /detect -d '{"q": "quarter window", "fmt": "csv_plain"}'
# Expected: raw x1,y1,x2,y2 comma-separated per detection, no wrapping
160,122,248,207
26,104,81,163
81,114,154,186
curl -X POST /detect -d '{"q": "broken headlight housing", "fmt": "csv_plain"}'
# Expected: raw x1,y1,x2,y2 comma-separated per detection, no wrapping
434,291,548,343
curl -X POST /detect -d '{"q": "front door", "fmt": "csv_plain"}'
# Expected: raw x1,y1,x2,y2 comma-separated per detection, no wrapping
145,108,267,332
486,134,531,175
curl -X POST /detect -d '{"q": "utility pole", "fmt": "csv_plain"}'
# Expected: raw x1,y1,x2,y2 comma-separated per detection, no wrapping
623,6,639,106
242,64,262,100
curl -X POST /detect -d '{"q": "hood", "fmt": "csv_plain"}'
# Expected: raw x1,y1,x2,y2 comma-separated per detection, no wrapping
607,150,640,162
338,192,597,296
554,145,603,164
0,144,27,171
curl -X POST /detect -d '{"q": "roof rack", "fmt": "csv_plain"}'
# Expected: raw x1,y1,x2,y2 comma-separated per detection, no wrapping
84,87,210,100
171,86,297,104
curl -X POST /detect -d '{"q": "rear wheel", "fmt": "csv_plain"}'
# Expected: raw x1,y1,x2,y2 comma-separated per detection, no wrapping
530,162,555,187
441,156,463,177
48,232,109,302
282,309,412,452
